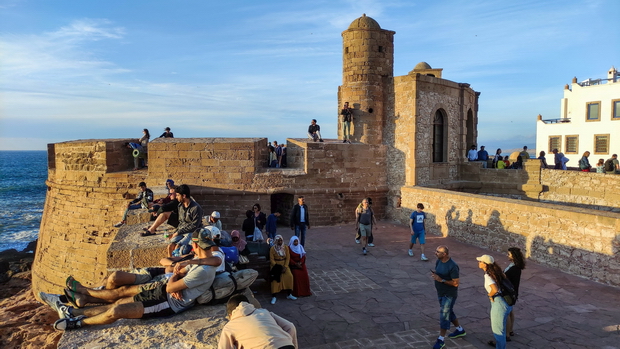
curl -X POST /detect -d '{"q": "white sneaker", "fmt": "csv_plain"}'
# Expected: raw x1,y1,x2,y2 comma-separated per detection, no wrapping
363,248,367,255
368,243,375,247
40,292,73,319
355,239,360,244
287,294,297,300
113,221,125,228
421,254,429,261
270,297,276,305
408,250,414,257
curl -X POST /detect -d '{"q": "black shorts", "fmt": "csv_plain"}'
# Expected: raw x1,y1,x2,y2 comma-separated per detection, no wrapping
134,281,175,319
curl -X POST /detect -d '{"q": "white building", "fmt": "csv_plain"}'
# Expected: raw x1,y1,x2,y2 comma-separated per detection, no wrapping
536,66,620,167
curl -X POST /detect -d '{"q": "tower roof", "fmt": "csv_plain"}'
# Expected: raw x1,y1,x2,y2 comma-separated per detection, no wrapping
413,62,432,70
348,14,381,30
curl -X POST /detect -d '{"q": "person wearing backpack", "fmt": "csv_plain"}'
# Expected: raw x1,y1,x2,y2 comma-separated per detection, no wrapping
605,154,619,174
504,248,526,341
476,254,513,349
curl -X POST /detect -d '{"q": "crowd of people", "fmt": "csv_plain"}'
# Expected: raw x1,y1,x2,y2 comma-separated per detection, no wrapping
44,178,534,349
469,144,620,174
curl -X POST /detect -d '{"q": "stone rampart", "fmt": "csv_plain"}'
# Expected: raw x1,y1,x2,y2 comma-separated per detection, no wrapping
34,138,389,294
396,186,620,286
539,168,620,211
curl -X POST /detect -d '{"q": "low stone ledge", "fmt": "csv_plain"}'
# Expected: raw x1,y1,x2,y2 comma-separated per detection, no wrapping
107,223,172,271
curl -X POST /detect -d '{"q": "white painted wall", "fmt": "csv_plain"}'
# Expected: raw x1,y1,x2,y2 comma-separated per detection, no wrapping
536,68,620,167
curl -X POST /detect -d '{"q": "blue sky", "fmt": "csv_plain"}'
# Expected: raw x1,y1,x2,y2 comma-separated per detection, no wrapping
1,0,618,151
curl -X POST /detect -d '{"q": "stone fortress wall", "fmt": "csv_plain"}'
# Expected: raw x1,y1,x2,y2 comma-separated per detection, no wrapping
32,14,620,296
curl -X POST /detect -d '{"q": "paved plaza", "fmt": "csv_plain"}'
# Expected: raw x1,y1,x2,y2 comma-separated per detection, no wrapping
250,222,620,349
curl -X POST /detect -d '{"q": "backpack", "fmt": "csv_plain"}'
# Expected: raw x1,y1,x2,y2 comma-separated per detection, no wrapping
605,159,615,172
499,278,517,306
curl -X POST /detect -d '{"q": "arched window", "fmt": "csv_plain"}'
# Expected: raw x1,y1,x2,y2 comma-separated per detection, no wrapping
433,110,446,162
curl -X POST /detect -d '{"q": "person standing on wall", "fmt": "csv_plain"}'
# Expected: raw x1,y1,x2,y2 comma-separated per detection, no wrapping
341,102,353,144
467,145,478,162
519,146,530,160
477,146,489,168
431,245,466,349
492,148,502,168
290,196,310,247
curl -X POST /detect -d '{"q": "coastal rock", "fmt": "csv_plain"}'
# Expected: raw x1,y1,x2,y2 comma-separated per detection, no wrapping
57,288,261,349
0,248,34,285
0,272,62,349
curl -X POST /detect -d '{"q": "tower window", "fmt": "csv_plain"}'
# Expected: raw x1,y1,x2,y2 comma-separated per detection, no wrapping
345,47,349,54
433,110,446,162
378,46,383,52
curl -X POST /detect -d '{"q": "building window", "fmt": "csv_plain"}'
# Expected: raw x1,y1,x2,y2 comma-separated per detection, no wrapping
433,110,446,162
548,136,561,152
586,101,600,121
613,99,620,119
594,134,609,154
565,135,578,154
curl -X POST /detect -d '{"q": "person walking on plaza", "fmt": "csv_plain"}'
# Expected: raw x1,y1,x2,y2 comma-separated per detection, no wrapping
355,198,375,246
408,203,428,260
290,196,310,247
477,254,512,349
355,198,377,256
431,245,465,349
504,247,525,341
340,102,353,144
218,294,298,349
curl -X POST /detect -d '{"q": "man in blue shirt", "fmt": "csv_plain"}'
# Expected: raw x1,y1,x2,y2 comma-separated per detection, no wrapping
430,245,466,349
477,146,489,168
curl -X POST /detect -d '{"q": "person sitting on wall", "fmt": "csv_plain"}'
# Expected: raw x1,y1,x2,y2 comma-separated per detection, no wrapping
148,179,176,213
511,156,523,169
604,154,619,174
477,146,489,168
496,156,506,169
141,185,179,236
168,184,204,257
207,211,223,231
538,151,548,169
159,127,174,138
41,231,220,331
125,142,146,171
114,182,154,228
218,294,298,349
307,119,324,142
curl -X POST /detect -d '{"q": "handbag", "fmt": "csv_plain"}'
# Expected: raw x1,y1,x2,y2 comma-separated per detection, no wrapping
238,255,249,264
253,227,264,241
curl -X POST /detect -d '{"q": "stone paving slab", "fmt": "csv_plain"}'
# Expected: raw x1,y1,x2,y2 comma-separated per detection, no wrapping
257,222,620,349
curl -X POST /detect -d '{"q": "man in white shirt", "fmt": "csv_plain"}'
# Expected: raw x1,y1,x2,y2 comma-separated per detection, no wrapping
467,145,478,161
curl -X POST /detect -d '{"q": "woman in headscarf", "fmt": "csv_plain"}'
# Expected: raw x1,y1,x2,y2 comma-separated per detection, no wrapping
231,230,249,256
288,236,311,297
269,235,296,305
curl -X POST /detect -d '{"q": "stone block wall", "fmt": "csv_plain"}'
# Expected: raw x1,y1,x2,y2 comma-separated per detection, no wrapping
539,168,620,212
396,186,620,286
33,140,147,295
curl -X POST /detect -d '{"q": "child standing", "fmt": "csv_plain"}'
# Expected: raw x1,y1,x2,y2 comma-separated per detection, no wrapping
409,203,428,261
266,210,281,242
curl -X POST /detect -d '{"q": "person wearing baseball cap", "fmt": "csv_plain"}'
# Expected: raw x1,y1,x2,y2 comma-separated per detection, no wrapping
50,226,220,331
477,254,512,348
208,211,222,231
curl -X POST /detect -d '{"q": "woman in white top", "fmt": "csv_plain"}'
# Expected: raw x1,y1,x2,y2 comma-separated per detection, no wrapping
477,254,512,349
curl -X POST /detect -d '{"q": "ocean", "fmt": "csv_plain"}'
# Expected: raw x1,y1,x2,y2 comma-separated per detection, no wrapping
0,151,48,252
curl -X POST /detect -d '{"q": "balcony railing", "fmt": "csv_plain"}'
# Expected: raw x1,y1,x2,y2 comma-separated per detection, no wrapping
541,118,571,124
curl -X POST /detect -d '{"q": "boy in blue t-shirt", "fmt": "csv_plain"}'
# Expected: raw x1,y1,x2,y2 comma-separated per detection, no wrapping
409,203,428,261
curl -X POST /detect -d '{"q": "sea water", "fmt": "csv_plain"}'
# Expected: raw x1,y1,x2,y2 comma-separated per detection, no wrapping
0,151,47,252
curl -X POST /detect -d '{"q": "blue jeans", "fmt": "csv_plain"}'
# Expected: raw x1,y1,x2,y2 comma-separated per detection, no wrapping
294,223,307,246
122,203,142,221
438,295,458,329
490,296,512,349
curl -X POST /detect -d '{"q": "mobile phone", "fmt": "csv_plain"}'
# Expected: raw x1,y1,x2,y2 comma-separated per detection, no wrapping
430,269,435,274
